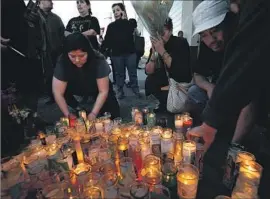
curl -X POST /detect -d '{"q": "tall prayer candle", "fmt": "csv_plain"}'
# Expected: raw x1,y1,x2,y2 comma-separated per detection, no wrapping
183,140,196,165
161,129,174,154
73,136,84,164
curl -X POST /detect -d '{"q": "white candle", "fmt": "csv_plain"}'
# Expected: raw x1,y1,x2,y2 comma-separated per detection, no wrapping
175,114,183,129
183,141,196,165
161,129,173,154
95,121,104,133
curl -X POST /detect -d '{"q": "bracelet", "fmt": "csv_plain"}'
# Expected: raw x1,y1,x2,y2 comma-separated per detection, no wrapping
90,112,97,117
161,51,168,59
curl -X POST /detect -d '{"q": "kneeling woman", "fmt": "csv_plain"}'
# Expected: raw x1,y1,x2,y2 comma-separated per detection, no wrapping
53,33,120,120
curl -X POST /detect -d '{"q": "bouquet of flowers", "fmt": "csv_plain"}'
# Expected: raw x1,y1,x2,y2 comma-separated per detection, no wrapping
8,104,31,125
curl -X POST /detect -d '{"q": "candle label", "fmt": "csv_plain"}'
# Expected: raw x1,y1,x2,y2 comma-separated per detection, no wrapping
223,145,243,190
161,140,173,154
152,144,161,156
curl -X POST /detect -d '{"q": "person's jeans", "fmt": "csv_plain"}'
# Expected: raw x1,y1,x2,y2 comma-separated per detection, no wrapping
111,53,139,92
187,85,209,112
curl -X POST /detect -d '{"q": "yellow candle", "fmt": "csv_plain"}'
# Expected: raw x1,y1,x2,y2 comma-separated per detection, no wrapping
94,121,104,133
177,164,199,199
73,137,84,164
161,129,173,154
175,114,183,129
236,152,255,163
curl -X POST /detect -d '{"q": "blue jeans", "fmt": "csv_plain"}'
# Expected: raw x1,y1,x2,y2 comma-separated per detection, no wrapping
187,85,209,112
111,53,139,91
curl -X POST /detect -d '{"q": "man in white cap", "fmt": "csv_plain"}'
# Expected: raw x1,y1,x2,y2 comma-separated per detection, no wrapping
188,0,270,198
188,0,255,145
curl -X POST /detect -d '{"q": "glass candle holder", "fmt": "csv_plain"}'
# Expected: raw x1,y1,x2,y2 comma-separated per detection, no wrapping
237,160,263,188
100,172,119,199
161,129,174,154
119,157,137,186
69,114,77,128
174,133,184,166
113,117,122,127
162,162,178,188
73,137,84,164
143,154,161,172
94,119,104,134
111,127,122,137
150,185,171,199
150,127,162,156
139,138,151,160
223,143,245,190
130,181,150,199
182,114,193,134
108,134,119,159
231,190,259,199
60,117,70,126
142,107,150,125
182,140,196,165
147,113,156,128
135,111,143,126
174,114,183,131
132,107,140,122
177,164,199,199
117,137,129,159
83,186,103,199
78,110,87,121
195,143,204,179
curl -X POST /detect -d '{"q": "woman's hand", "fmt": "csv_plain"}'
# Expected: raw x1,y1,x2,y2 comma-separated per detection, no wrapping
187,123,217,152
151,36,165,56
87,112,97,121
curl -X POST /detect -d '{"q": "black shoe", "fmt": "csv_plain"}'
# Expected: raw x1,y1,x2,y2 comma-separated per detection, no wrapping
137,67,144,70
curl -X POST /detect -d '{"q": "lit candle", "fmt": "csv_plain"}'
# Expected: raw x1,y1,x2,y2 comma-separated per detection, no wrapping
161,129,174,154
38,131,47,145
134,111,143,125
78,110,87,121
182,114,193,135
60,117,69,126
73,137,84,164
183,140,196,165
94,120,104,133
117,137,129,158
238,161,262,186
150,127,162,156
111,127,121,137
131,107,140,122
175,114,183,130
174,133,184,166
139,138,151,160
162,162,178,188
147,113,156,127
69,114,77,128
108,134,119,159
177,164,199,199
142,107,149,125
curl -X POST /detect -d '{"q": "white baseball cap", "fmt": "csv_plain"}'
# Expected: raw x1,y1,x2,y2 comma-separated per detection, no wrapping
192,0,230,36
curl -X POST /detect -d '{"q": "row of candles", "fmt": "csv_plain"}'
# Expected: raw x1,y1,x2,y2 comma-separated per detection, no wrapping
2,108,263,199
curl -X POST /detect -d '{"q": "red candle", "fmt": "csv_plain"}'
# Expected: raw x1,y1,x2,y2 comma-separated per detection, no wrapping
69,114,77,127
183,117,193,128
133,148,143,180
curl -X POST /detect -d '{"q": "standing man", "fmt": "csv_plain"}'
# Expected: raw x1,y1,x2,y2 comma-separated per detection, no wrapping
39,0,65,104
188,0,270,198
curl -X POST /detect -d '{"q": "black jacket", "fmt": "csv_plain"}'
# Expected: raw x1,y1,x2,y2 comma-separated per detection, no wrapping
203,0,270,129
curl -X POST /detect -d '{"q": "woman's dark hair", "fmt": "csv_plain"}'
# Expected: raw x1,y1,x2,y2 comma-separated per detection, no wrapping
63,32,96,66
77,0,92,15
129,18,137,29
112,3,126,12
164,17,173,31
